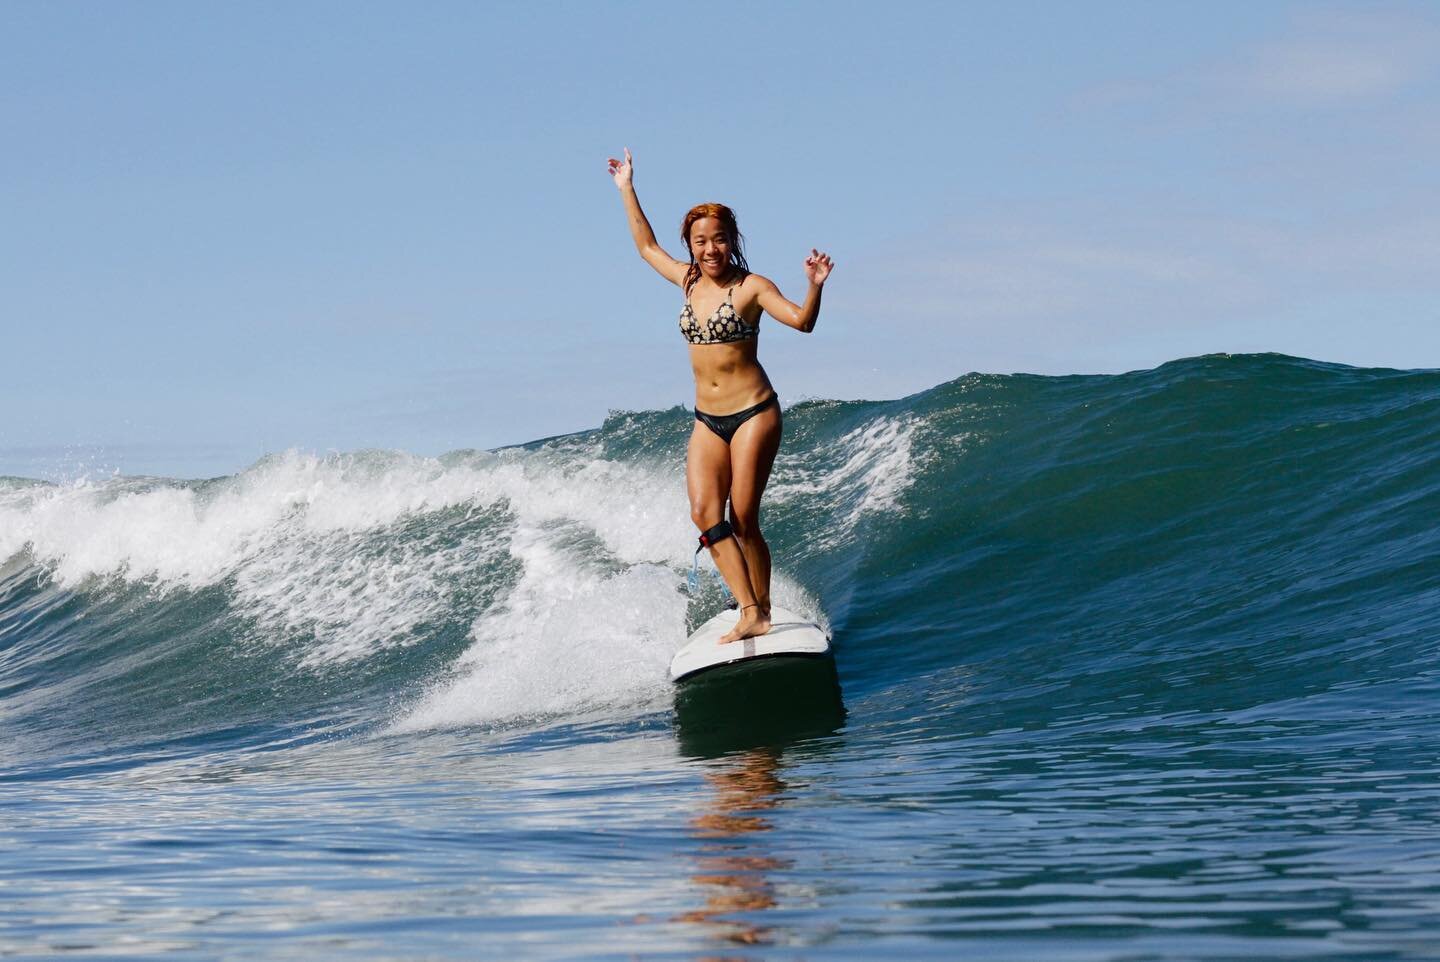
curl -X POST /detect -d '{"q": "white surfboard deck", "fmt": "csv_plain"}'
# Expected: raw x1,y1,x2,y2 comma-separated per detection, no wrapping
670,605,831,683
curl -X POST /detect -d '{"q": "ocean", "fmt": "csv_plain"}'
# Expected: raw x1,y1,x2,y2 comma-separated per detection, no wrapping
3,352,1440,960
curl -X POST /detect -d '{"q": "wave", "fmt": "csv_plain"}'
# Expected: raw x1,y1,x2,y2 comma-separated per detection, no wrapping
3,354,1439,766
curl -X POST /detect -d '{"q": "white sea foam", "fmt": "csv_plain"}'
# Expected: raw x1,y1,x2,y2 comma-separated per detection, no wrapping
768,416,918,534
0,447,693,670
391,526,686,732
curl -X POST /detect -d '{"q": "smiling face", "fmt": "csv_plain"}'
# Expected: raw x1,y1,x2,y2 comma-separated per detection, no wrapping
688,216,733,280
680,203,747,291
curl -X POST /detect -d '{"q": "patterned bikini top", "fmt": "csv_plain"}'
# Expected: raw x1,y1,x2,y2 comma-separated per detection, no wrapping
679,277,759,345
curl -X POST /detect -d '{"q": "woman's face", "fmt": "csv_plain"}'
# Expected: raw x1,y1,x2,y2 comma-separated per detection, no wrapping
688,217,732,278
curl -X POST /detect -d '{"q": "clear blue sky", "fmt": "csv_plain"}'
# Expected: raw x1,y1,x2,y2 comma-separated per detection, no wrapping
3,1,1437,479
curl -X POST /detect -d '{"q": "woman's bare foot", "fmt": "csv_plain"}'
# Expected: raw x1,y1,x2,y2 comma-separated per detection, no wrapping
719,604,772,644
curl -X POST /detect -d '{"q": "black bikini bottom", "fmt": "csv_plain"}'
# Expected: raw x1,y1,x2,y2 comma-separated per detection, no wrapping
694,393,779,444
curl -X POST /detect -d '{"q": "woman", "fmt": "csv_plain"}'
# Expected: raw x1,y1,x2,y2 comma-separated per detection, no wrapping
607,148,833,642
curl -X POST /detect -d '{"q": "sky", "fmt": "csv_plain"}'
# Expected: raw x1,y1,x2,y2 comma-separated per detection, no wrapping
3,1,1438,479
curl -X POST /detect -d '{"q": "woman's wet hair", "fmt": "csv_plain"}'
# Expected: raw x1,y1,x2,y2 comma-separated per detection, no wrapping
680,203,749,294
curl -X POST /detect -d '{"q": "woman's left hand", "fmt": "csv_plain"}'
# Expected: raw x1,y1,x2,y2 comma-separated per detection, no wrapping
804,249,834,286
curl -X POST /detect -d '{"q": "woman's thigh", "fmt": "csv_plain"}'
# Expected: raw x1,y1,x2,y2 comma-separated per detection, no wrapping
727,405,783,525
687,420,733,524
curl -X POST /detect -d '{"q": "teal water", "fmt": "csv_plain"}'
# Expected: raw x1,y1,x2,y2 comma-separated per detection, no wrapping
4,353,1440,959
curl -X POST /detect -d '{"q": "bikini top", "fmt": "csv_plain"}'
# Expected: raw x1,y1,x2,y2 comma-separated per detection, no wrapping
679,276,759,345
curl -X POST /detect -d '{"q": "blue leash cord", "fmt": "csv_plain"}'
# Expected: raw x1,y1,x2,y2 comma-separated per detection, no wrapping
688,544,702,595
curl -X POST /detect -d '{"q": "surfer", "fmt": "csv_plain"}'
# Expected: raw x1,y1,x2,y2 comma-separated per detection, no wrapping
607,148,832,642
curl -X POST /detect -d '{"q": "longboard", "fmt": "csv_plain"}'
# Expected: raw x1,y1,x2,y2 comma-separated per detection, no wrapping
669,605,831,683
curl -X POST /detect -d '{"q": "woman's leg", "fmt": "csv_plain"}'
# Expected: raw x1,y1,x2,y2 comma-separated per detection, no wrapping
724,402,783,640
687,420,761,618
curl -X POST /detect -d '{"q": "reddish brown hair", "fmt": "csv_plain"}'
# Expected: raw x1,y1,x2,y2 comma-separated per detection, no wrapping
680,202,748,294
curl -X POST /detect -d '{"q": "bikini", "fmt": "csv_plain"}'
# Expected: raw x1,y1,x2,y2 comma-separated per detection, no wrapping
694,394,779,444
679,280,759,346
681,278,778,443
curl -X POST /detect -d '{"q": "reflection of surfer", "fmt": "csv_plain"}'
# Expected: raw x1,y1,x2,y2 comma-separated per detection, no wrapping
677,748,790,945
607,148,833,642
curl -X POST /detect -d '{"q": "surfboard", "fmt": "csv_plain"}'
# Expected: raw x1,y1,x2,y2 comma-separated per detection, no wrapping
670,605,831,683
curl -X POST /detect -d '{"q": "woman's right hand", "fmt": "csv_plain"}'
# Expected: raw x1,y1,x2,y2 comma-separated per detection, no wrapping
606,148,633,189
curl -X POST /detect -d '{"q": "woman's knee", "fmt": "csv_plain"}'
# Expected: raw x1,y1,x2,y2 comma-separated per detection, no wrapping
690,503,725,530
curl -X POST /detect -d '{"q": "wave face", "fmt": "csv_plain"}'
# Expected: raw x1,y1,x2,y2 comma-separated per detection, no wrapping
6,352,1440,957
3,352,1439,762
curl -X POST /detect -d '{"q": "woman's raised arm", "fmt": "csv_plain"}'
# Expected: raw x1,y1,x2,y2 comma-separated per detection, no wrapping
756,250,834,333
607,148,688,287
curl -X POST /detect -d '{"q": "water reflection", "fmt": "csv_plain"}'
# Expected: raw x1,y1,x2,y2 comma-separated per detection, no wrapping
671,655,846,949
677,748,789,946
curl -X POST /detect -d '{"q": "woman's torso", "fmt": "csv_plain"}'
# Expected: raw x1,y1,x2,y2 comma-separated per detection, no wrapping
681,274,773,414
